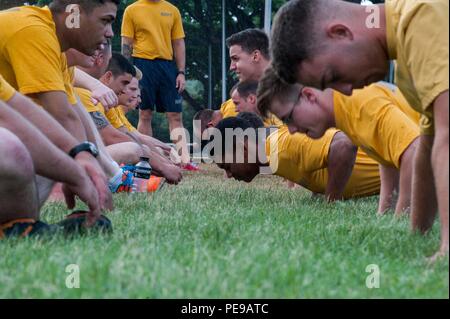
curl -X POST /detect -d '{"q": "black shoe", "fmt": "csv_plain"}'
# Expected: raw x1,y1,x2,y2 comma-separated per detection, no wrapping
0,219,58,239
56,210,113,235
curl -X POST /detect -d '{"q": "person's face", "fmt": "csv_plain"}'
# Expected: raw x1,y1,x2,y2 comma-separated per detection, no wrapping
269,88,330,139
105,73,133,96
128,88,141,110
296,33,389,95
119,77,139,105
74,3,117,55
217,162,260,183
231,90,257,113
229,45,260,82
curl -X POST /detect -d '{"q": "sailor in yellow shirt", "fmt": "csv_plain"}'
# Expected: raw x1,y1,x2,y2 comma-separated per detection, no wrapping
0,2,126,209
122,0,190,165
269,0,448,259
220,99,239,119
0,74,112,235
112,75,184,178
258,70,419,216
212,113,379,201
232,80,283,128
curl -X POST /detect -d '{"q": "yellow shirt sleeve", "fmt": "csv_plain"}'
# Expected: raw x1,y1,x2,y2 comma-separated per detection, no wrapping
115,106,137,132
334,87,420,168
62,58,77,105
386,0,449,135
106,108,126,130
4,25,67,97
220,99,238,118
263,113,284,128
121,7,135,39
0,75,16,102
172,8,185,40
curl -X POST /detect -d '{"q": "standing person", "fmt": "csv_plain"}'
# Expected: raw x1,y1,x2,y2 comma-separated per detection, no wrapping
121,0,195,170
270,0,448,260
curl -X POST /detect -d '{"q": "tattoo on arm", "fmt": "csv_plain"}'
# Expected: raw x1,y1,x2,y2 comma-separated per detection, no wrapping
122,44,133,61
90,112,110,130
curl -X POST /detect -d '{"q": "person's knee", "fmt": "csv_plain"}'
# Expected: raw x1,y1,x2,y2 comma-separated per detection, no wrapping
140,109,153,121
0,129,34,183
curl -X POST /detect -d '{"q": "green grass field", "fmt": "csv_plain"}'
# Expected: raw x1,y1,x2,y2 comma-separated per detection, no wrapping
0,165,448,298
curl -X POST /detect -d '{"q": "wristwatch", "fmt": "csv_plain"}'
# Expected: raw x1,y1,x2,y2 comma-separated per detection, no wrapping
177,70,185,76
69,142,99,158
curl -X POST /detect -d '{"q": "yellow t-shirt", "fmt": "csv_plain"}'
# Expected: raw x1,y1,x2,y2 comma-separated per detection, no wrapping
105,108,126,130
0,75,16,102
114,107,137,132
386,0,449,135
333,84,420,168
122,0,185,61
266,126,380,199
375,81,420,124
263,113,284,128
0,6,77,104
220,99,238,118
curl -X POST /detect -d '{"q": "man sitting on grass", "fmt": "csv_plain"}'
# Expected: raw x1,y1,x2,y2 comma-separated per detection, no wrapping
0,75,109,237
210,112,381,202
73,50,182,185
257,68,419,216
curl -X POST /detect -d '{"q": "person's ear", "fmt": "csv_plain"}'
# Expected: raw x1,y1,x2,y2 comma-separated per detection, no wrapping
248,94,257,105
103,71,113,84
252,50,261,62
326,23,354,41
301,87,317,103
207,121,214,128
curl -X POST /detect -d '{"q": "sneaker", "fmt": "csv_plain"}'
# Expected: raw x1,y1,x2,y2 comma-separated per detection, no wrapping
56,211,113,235
111,166,135,193
0,219,57,239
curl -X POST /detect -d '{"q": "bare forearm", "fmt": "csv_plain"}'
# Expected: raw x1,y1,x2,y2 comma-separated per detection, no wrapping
378,164,399,214
412,135,438,232
326,133,357,201
0,101,84,185
172,39,186,71
31,92,87,142
8,93,79,153
121,37,134,62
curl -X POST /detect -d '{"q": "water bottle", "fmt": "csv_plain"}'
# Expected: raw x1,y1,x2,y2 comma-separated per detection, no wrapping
132,157,152,193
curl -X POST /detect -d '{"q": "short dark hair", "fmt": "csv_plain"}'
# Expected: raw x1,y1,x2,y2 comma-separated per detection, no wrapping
257,66,302,118
107,52,136,78
193,109,214,123
50,0,120,13
271,0,324,83
226,28,270,60
237,112,264,129
236,80,258,99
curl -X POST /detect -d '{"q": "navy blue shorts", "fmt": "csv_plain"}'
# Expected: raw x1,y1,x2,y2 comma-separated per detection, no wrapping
133,57,183,113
